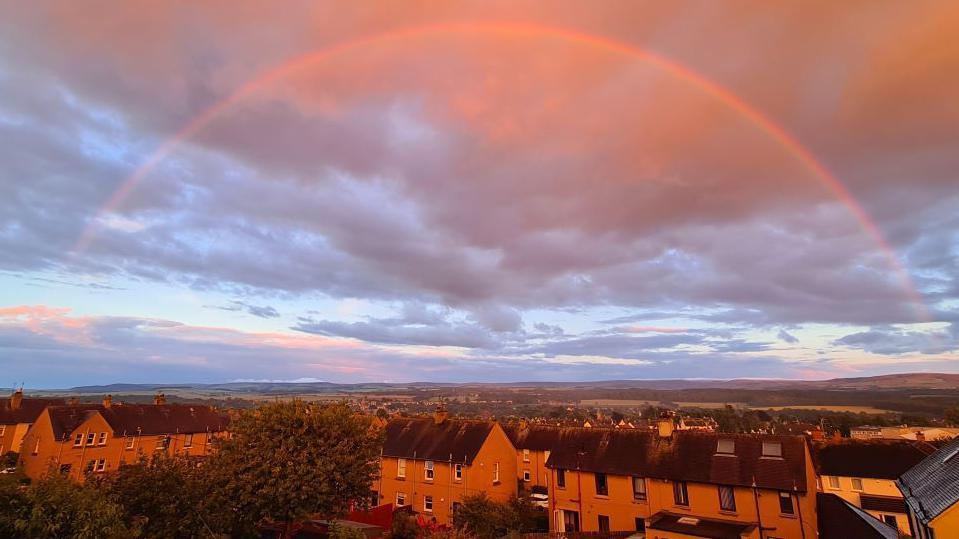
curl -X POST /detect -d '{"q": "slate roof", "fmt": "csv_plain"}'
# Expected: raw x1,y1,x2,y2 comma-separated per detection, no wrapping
502,424,566,451
897,435,959,524
647,512,755,539
47,404,229,439
382,418,497,464
0,397,65,425
545,429,809,492
811,439,935,479
817,493,898,539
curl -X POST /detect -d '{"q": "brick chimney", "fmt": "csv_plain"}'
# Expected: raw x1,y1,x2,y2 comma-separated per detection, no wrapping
10,388,23,410
657,413,674,439
154,392,166,405
433,404,448,425
915,431,926,442
103,394,113,409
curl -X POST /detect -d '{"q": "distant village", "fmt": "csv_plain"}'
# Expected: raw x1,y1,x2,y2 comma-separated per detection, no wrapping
4,387,959,538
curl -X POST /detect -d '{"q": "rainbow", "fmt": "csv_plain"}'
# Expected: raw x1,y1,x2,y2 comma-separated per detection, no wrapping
73,21,928,320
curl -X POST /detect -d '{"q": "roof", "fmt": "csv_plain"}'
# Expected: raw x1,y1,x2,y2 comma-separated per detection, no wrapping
817,493,899,539
647,512,755,539
382,418,497,464
545,429,809,492
860,494,907,514
897,435,959,524
502,424,566,451
47,404,229,439
811,439,935,479
0,397,65,425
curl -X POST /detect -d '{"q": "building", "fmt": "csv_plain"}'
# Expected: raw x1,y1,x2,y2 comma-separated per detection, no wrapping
0,389,64,455
850,426,884,440
811,438,934,534
19,394,229,482
503,422,563,491
897,436,959,539
816,493,898,539
546,419,817,537
376,409,517,526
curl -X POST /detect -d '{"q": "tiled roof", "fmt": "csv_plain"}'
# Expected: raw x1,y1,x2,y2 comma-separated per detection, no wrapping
502,424,566,451
811,439,935,479
897,436,959,524
382,418,496,464
817,493,899,539
46,404,229,439
647,512,755,539
545,429,809,492
0,397,65,425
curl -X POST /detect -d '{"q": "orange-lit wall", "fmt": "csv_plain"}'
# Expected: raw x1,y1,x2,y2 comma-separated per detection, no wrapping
516,448,550,490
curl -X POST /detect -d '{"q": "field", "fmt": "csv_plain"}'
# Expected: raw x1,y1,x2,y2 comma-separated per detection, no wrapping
751,405,897,414
580,399,746,409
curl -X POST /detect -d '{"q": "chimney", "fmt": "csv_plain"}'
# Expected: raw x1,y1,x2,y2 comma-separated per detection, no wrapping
433,404,448,425
103,394,113,409
811,427,824,441
915,431,926,442
657,413,674,439
154,392,166,405
519,417,529,431
10,388,23,410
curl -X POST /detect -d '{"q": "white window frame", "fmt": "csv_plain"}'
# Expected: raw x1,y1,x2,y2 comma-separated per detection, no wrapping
493,462,500,483
184,433,193,448
524,469,531,482
851,477,864,491
396,492,406,506
632,476,647,500
0,425,5,436
717,439,735,455
74,433,83,447
454,463,463,480
397,458,407,478
827,476,840,489
424,495,433,512
94,458,106,472
425,460,434,480
523,449,530,462
86,432,95,446
98,432,107,445
762,441,782,458
125,436,135,450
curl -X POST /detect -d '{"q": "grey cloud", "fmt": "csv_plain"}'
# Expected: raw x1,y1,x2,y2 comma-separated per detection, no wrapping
833,324,958,356
777,329,799,344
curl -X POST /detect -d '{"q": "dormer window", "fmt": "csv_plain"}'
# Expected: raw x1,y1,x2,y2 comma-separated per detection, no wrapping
716,439,735,455
762,442,782,458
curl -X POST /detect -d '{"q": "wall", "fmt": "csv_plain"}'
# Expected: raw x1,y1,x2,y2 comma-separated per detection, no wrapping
819,474,907,534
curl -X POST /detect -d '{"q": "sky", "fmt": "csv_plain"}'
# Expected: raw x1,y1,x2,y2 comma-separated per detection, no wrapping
0,2,957,387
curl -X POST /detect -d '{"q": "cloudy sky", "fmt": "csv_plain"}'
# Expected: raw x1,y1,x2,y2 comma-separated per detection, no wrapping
1,2,957,387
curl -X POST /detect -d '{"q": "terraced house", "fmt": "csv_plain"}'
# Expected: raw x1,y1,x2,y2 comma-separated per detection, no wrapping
376,408,517,526
0,389,64,455
19,394,229,482
546,419,817,538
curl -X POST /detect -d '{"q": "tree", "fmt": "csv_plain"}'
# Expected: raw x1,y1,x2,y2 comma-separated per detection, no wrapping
104,454,216,538
452,494,541,538
14,473,138,538
945,406,959,426
388,510,420,539
207,400,384,536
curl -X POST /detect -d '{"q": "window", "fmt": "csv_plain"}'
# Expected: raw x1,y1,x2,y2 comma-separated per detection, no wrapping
673,481,689,506
33,437,40,455
778,492,794,515
827,476,840,489
85,460,96,474
156,435,170,450
716,439,735,455
424,495,433,512
762,441,782,458
634,518,645,532
632,477,647,500
851,478,863,491
455,463,463,480
523,449,530,462
523,469,531,482
397,458,407,478
0,425,5,436
598,515,610,533
86,432,95,446
184,433,193,448
74,433,83,447
556,469,566,488
425,460,434,480
396,492,406,506
595,472,608,496
882,515,897,529
493,462,500,483
94,458,106,472
97,432,107,445
719,485,736,512
125,436,135,450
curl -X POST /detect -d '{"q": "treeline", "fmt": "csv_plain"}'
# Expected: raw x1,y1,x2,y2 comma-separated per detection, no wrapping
0,401,383,539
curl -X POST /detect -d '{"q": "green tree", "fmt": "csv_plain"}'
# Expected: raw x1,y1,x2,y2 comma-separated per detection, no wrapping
104,454,216,538
14,473,138,538
452,494,541,538
208,400,384,536
388,510,420,539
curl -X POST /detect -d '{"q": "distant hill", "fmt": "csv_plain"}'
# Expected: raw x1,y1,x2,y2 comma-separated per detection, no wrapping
63,373,959,394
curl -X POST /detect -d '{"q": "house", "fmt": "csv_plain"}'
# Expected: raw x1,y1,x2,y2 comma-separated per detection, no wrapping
19,393,229,481
897,436,959,539
375,407,517,526
0,389,65,455
545,418,817,537
502,421,563,491
811,438,934,534
850,426,884,440
816,493,899,539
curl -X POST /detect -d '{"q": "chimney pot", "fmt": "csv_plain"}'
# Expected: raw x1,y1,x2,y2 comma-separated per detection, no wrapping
915,431,926,442
434,405,448,424
103,394,113,409
10,388,23,410
657,416,674,439
154,392,167,405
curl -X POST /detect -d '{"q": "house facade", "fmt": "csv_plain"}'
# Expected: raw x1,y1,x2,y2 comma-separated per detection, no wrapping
546,420,817,538
19,394,229,482
503,422,562,491
0,389,64,455
811,438,934,535
376,409,517,526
